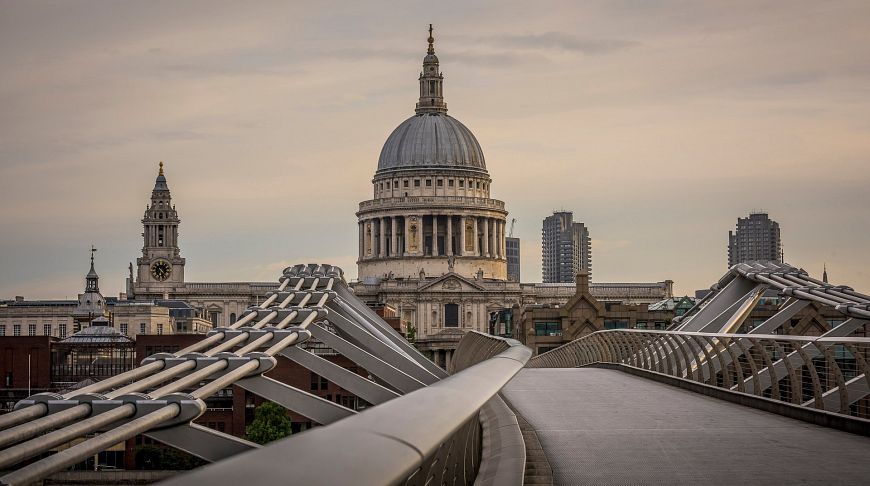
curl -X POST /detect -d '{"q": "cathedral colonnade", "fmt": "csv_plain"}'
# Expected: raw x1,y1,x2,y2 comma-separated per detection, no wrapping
358,214,506,260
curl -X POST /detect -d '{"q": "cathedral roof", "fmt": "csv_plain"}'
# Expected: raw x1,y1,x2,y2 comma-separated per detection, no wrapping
376,25,487,175
377,113,486,174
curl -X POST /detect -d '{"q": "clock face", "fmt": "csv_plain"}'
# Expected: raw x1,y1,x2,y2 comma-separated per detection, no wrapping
150,260,172,281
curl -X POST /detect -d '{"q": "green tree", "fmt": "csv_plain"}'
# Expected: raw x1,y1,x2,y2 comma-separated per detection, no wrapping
245,401,293,445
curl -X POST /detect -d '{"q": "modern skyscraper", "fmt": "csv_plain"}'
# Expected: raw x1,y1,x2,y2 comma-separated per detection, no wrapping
541,211,591,283
727,212,782,267
506,237,520,282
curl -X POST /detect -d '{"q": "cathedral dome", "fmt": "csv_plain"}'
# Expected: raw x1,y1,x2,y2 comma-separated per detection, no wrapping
376,113,486,174
376,25,487,175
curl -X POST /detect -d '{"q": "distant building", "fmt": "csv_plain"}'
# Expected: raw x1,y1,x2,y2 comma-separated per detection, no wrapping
728,212,782,267
648,296,697,317
541,211,591,283
0,250,211,339
517,271,673,355
506,237,521,282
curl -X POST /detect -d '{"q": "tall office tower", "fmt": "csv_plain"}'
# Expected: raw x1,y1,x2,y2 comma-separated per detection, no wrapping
541,211,591,283
727,212,782,267
506,237,521,282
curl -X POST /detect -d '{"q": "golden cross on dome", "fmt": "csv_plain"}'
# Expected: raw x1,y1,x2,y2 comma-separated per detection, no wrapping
159,161,164,176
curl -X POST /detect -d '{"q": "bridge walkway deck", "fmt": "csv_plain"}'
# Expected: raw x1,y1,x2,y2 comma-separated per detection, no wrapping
502,368,870,485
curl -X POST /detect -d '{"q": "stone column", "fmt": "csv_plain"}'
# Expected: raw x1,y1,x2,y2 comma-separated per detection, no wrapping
446,215,453,256
472,217,479,256
483,217,490,257
358,221,364,260
458,217,465,256
501,220,507,257
417,217,424,255
370,219,377,259
362,220,369,258
379,217,387,258
432,214,439,257
391,216,398,257
495,219,501,259
404,216,410,256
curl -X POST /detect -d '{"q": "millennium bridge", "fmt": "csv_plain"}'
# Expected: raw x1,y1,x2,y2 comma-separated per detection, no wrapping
1,262,870,485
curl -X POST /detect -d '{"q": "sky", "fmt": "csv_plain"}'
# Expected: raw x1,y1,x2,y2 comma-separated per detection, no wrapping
1,0,869,299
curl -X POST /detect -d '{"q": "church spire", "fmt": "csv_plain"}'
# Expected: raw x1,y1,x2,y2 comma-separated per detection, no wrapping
823,263,828,284
85,245,99,292
416,24,447,114
153,161,169,193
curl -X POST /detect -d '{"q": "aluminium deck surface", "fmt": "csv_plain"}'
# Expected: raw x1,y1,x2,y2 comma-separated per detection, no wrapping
502,368,870,485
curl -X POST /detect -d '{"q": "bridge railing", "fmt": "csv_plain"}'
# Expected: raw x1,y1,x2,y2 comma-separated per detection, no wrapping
159,331,530,486
529,329,870,419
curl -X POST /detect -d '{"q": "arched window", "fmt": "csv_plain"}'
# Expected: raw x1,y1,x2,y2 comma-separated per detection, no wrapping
444,303,459,327
229,313,237,324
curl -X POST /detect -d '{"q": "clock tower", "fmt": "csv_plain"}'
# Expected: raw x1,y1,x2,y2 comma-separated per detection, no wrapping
135,162,185,293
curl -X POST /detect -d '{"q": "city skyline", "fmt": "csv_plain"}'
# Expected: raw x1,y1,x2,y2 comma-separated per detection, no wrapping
2,1,870,299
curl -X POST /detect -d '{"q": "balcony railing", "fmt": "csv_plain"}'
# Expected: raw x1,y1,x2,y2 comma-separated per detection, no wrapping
359,196,506,212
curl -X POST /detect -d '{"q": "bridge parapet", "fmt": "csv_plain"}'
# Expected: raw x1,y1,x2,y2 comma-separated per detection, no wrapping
529,330,870,421
162,331,530,486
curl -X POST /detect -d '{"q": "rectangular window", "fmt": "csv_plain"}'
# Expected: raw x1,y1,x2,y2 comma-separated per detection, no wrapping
59,324,66,337
0,325,5,336
44,324,52,336
534,321,562,336
140,323,147,334
120,323,128,335
414,179,421,187
604,320,629,330
459,180,464,187
425,179,432,187
437,179,443,187
310,372,319,391
157,324,164,335
403,180,409,188
635,321,647,330
13,324,21,336
448,180,454,187
385,181,390,189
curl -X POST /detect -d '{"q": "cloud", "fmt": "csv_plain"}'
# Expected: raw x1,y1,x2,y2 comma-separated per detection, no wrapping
471,32,640,55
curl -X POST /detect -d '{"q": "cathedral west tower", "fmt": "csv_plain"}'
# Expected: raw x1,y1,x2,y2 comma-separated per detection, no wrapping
135,162,185,294
357,26,509,281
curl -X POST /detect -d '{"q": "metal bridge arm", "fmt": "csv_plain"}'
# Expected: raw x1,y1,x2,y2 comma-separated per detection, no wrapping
308,323,425,394
279,346,400,405
236,376,356,425
145,424,259,462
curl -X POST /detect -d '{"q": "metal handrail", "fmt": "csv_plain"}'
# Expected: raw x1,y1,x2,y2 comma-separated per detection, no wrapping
161,332,531,486
528,329,870,419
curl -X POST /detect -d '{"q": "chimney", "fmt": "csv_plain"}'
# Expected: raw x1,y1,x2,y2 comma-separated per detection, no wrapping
575,271,589,295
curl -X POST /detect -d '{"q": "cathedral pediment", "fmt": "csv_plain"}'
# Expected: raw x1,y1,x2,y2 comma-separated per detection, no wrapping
418,273,486,293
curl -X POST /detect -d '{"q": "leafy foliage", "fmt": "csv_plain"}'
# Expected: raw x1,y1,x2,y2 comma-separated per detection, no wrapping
245,401,293,445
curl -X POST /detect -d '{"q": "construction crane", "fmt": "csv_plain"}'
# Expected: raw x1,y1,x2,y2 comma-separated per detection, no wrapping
508,218,516,238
